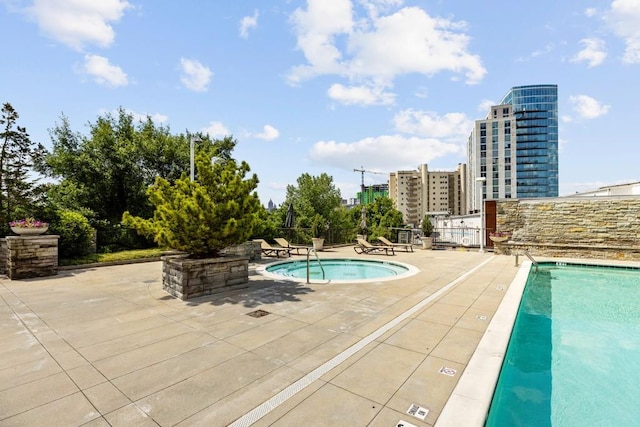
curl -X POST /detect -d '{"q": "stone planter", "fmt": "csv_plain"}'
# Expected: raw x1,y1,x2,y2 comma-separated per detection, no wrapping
6,235,59,279
489,235,509,243
11,226,48,235
162,255,249,300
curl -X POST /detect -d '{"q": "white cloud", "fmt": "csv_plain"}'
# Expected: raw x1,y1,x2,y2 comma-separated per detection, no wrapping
569,95,610,119
309,134,462,171
571,38,607,67
180,58,213,92
253,124,280,141
82,54,128,87
605,0,640,64
288,2,486,94
327,83,395,105
127,109,168,124
203,121,230,138
584,8,598,17
393,109,472,139
517,43,556,62
26,0,131,51
239,9,259,39
477,99,496,115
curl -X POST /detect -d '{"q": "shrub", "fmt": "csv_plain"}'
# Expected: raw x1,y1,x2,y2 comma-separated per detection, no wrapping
50,210,95,258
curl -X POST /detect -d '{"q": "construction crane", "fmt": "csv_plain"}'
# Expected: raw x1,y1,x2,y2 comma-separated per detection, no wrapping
353,166,386,205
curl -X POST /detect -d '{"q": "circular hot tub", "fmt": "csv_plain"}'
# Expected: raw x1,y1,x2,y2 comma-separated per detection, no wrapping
257,258,418,283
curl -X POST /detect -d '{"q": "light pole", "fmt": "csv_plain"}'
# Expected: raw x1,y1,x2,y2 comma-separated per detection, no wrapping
476,176,486,252
190,135,200,182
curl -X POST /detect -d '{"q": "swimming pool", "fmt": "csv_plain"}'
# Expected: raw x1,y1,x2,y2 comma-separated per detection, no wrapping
486,263,640,426
257,258,418,283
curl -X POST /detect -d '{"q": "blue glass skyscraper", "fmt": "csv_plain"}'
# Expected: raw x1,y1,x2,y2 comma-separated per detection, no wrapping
500,84,558,198
467,84,558,213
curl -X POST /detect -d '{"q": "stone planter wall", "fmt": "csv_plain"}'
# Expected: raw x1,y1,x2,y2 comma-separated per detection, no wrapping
6,235,59,279
162,255,249,300
221,240,261,261
496,196,640,260
0,239,7,275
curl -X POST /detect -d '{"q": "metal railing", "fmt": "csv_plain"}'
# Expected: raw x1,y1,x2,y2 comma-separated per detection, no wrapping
516,249,539,273
306,247,325,284
431,227,481,248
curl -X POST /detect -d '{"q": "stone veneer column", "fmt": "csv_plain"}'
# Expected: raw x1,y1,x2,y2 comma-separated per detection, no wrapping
6,235,59,279
0,238,6,275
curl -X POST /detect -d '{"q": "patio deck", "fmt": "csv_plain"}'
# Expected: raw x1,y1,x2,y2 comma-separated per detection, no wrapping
0,246,519,426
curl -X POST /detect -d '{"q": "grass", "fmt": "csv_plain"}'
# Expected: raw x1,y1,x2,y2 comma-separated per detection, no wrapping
59,248,170,266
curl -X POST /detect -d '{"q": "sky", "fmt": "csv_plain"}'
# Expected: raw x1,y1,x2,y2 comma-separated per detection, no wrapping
1,0,639,207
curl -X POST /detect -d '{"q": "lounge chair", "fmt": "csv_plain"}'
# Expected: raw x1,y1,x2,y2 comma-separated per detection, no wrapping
274,238,310,255
377,236,413,252
353,238,395,256
253,239,291,258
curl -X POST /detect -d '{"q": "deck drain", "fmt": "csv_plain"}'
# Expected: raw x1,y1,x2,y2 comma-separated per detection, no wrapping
246,309,270,318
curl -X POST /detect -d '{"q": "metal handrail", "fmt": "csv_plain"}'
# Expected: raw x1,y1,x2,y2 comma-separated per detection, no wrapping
306,247,325,283
522,249,539,273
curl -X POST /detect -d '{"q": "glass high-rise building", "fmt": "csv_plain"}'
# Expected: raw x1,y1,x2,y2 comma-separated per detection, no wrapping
500,84,558,198
467,84,558,212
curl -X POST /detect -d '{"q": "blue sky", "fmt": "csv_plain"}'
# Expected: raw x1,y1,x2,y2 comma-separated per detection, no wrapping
1,0,638,206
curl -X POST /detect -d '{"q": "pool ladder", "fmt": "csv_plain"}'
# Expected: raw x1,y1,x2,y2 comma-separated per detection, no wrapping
306,248,325,283
515,249,539,273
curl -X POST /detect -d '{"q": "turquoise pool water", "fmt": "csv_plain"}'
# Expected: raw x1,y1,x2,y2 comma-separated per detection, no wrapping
486,263,640,426
264,258,411,282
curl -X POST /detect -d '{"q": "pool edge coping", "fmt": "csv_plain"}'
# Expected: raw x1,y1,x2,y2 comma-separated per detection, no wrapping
436,256,640,427
435,260,532,427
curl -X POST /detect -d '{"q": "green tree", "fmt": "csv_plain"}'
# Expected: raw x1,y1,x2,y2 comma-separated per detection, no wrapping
353,196,404,241
0,102,46,231
37,108,191,225
122,137,261,257
284,173,342,239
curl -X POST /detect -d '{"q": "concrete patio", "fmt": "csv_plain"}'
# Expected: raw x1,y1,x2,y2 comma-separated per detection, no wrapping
0,247,519,426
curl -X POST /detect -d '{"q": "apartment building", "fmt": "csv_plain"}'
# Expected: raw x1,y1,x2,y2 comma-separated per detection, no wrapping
389,164,466,226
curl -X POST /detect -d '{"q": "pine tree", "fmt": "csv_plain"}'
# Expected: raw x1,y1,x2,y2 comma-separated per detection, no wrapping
123,137,261,257
0,103,45,229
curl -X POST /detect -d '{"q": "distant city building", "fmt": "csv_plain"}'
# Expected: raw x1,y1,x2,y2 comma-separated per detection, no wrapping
356,183,389,205
267,199,276,212
389,164,467,227
467,84,558,213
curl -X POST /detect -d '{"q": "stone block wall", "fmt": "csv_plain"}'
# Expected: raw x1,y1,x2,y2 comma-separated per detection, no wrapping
0,239,6,275
6,235,59,279
221,240,261,261
162,255,249,300
496,196,640,260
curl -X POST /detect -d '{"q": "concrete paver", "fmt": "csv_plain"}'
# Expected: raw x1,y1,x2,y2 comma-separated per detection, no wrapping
0,247,519,426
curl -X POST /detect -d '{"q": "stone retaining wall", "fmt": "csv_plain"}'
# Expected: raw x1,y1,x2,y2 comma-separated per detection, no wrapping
6,235,59,279
0,239,6,275
162,255,249,300
496,196,640,260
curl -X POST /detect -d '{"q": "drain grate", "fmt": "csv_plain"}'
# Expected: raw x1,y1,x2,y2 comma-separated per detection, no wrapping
246,309,270,318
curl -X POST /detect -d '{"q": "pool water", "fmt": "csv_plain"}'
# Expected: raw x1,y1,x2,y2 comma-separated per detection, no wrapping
264,258,411,281
486,264,640,426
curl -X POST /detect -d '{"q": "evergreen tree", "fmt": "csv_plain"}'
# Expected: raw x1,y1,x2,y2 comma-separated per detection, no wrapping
0,102,46,230
123,137,261,257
